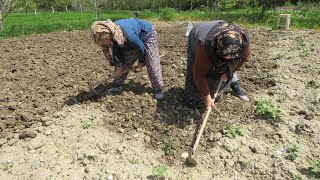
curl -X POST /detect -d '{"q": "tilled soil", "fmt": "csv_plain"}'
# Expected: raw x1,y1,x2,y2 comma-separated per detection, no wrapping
0,21,319,179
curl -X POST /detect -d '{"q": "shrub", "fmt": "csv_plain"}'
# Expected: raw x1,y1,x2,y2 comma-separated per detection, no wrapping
152,164,168,180
159,8,176,21
255,100,283,121
308,160,320,178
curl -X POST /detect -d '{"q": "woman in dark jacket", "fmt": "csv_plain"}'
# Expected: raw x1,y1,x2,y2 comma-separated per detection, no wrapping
91,18,164,100
185,20,251,109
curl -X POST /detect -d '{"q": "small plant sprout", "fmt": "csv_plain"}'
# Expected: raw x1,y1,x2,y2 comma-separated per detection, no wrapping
162,127,169,135
293,174,302,180
163,136,173,155
308,160,320,178
152,164,169,180
88,114,96,121
223,123,244,138
286,144,300,161
255,100,283,121
82,122,90,129
128,157,139,164
104,143,111,154
2,160,13,171
307,80,319,88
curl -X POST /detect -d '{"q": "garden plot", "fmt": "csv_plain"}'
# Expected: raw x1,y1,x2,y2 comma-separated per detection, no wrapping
0,22,319,179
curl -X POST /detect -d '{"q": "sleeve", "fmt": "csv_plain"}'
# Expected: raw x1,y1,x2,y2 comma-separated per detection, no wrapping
101,47,115,66
128,33,146,63
193,43,213,97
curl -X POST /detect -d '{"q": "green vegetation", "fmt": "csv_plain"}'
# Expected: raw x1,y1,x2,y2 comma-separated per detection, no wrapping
162,127,170,135
103,143,111,154
81,114,96,129
2,161,13,171
1,3,320,39
307,80,319,88
223,123,244,138
293,174,302,180
82,122,90,129
308,160,320,178
163,136,173,155
255,100,283,121
286,144,300,162
152,164,169,180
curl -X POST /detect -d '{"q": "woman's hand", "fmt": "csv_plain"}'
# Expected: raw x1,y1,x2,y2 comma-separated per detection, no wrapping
221,73,227,81
204,94,215,110
114,66,124,78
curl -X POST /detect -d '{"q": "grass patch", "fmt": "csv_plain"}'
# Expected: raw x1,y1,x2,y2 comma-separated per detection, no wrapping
223,123,244,138
308,160,320,178
151,164,169,180
286,144,300,162
163,136,173,155
1,4,320,39
255,100,283,121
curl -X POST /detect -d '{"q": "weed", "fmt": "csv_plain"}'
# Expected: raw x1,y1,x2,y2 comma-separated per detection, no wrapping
103,143,111,154
223,123,244,138
163,136,173,155
255,100,283,121
128,157,139,164
88,114,96,121
275,53,286,60
307,80,319,88
2,161,13,171
239,160,251,168
286,144,300,161
82,122,90,129
112,173,120,180
308,160,320,178
162,127,169,135
152,164,169,180
293,174,302,180
308,106,315,112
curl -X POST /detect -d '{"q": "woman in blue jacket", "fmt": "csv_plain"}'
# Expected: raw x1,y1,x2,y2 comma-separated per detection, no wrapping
91,18,164,100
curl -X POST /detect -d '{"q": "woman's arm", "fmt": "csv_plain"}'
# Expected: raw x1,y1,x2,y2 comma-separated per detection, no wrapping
193,42,212,97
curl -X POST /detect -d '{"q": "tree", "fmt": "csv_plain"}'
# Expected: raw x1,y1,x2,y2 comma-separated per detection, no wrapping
16,0,36,14
90,0,107,20
54,0,71,9
0,0,16,31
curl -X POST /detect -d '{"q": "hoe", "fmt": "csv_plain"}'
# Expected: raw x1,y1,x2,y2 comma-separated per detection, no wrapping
185,78,223,165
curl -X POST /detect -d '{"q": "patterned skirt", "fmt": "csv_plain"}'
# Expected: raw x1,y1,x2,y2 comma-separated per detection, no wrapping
113,27,164,92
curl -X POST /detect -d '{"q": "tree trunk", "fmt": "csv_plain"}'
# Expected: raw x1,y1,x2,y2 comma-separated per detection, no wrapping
0,19,3,31
190,0,193,10
95,8,100,20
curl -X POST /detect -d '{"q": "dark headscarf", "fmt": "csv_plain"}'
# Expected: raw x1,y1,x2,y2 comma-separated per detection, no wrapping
205,22,246,81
